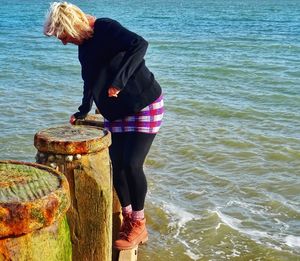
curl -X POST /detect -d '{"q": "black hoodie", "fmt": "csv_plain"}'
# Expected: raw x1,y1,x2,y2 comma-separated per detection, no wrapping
75,18,162,121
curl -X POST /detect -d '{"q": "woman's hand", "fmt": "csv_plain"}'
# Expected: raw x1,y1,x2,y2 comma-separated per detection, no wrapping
69,114,76,125
108,86,121,97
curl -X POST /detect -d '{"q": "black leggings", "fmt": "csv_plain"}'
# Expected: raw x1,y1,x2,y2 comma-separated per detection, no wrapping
109,132,156,211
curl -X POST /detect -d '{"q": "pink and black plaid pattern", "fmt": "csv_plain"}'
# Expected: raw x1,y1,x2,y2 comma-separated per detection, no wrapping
104,95,164,134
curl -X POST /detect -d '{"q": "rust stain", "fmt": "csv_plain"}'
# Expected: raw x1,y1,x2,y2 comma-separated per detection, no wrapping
0,161,70,240
34,125,109,154
0,203,30,238
0,241,10,260
44,197,59,226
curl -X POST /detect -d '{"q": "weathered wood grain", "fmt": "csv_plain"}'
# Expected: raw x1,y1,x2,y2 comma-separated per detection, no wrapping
34,125,112,261
0,161,71,261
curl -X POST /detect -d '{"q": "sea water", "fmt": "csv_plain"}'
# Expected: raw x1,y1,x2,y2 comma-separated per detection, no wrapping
0,0,299,260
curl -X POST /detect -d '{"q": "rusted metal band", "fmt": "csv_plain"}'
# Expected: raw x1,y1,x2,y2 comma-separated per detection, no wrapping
34,125,111,154
0,160,70,238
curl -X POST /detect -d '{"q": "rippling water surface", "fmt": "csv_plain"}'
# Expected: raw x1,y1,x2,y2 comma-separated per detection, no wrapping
0,0,300,260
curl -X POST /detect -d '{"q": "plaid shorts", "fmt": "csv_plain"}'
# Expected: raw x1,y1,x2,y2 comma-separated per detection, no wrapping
104,95,164,134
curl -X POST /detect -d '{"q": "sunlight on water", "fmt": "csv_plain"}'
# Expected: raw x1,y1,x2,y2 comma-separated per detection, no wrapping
0,0,300,260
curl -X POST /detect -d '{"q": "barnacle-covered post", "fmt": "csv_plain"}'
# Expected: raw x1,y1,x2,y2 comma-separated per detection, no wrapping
0,160,71,261
75,115,138,261
34,125,112,261
73,114,122,252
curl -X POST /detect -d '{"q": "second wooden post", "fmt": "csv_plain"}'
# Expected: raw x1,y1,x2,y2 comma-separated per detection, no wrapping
34,125,112,261
74,114,138,261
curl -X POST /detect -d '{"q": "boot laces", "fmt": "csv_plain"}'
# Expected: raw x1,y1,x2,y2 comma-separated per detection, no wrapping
119,216,133,239
120,220,141,240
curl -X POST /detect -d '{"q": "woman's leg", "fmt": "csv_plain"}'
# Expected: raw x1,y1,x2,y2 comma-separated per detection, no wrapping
122,132,156,211
109,132,132,208
110,132,156,210
114,132,156,250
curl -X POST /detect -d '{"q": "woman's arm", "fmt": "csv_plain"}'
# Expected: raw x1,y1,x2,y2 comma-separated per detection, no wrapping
73,82,93,119
106,19,148,90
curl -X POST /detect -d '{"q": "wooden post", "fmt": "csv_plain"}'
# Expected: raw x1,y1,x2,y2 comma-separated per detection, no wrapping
34,125,112,261
112,189,122,261
118,246,138,261
75,114,104,128
0,160,71,261
75,114,139,261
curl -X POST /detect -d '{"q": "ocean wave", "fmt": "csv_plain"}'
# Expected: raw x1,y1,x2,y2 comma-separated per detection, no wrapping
213,207,300,254
162,201,202,260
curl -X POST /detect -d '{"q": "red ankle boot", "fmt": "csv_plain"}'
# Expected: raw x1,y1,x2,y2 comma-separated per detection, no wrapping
114,218,148,250
119,213,132,236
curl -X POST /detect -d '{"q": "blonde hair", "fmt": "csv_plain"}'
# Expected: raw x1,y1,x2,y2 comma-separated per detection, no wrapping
44,2,93,41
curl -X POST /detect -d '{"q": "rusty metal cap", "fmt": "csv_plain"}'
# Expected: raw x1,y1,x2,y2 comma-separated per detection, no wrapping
34,125,111,155
0,160,70,238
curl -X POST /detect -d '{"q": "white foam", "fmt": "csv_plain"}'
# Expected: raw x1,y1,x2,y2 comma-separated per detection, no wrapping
214,209,242,229
215,250,225,255
226,248,241,258
226,200,270,216
189,189,206,195
216,222,222,230
163,201,201,230
215,209,271,242
190,238,202,246
214,209,300,253
161,201,202,260
285,235,300,248
274,218,290,231
185,249,202,260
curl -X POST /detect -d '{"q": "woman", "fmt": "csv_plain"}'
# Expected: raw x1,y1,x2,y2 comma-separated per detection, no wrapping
44,2,164,250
